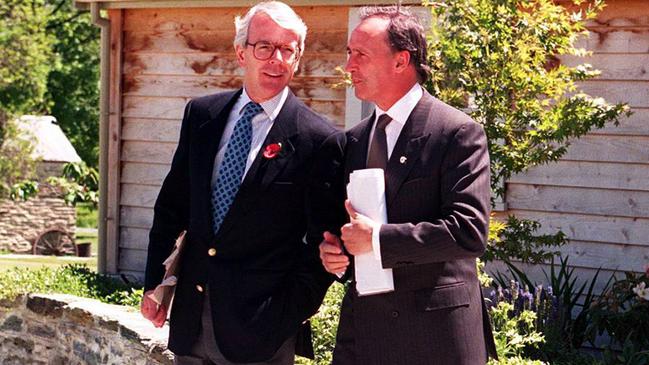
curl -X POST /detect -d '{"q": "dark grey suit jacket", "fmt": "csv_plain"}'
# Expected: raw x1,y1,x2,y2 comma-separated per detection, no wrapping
333,90,498,365
144,89,347,362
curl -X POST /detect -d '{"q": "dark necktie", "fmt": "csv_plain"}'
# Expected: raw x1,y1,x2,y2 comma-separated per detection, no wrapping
367,114,392,170
211,102,263,234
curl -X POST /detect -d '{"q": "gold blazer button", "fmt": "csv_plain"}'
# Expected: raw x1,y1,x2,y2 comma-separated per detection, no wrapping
208,248,216,256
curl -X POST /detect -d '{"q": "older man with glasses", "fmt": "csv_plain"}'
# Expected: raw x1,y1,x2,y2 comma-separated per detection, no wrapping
140,2,346,364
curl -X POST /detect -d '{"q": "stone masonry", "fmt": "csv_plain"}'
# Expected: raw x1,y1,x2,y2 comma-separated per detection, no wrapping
0,185,76,253
0,294,173,365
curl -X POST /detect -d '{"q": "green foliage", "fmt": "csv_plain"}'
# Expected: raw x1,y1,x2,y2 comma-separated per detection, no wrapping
426,0,631,198
0,264,142,307
0,119,38,198
296,282,346,365
588,270,649,353
541,257,609,355
76,202,99,228
601,335,649,365
488,301,546,364
47,161,99,206
485,215,567,265
62,160,99,191
0,0,56,127
0,0,99,167
9,181,39,201
426,0,629,289
478,258,494,287
45,0,100,167
488,357,547,365
491,256,612,362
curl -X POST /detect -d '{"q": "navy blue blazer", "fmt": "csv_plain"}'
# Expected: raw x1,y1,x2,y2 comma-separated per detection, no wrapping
144,89,346,362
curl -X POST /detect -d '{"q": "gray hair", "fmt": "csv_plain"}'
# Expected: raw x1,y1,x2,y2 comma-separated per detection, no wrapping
234,1,307,57
359,5,431,83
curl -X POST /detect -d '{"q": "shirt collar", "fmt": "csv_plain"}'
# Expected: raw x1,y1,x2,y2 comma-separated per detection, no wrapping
375,83,423,126
239,87,289,122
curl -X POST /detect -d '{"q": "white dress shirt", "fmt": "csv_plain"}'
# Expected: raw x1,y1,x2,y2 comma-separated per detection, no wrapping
368,83,423,259
211,87,289,190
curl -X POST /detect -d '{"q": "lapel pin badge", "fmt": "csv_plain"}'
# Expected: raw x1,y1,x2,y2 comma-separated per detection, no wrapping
399,156,407,164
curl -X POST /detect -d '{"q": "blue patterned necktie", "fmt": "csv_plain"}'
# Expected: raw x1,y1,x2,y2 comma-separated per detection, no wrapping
211,101,263,234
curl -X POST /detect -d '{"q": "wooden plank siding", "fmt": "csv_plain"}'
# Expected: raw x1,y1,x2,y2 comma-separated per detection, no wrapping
112,1,649,281
495,0,649,289
114,6,349,274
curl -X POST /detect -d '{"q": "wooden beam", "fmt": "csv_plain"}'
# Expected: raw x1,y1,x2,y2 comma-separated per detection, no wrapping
77,0,422,10
106,9,124,274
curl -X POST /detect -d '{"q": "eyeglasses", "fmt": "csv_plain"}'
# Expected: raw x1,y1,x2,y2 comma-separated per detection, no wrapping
246,41,300,62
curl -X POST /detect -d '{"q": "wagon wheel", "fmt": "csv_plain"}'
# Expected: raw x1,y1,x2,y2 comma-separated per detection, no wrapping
33,228,78,256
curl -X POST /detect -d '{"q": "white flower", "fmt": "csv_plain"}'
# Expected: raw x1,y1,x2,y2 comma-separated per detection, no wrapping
632,282,649,301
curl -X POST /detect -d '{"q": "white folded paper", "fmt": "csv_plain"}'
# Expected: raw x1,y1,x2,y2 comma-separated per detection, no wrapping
347,168,394,296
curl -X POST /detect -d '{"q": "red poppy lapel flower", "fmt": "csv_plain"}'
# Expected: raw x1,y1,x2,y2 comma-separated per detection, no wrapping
263,142,282,159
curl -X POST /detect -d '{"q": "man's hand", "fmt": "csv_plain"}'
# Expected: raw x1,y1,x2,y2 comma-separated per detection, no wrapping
340,200,374,255
319,231,350,275
141,290,167,328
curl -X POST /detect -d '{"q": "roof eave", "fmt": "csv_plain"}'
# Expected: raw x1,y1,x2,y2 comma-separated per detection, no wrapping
75,0,422,10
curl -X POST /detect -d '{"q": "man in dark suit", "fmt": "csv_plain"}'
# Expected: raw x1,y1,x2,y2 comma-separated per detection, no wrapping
140,2,345,364
319,6,498,365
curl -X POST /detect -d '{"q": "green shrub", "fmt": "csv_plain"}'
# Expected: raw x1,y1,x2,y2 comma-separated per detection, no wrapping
296,282,346,365
0,119,38,198
426,0,630,198
48,161,99,206
489,301,545,362
492,256,610,361
9,180,38,201
601,336,649,365
488,356,546,365
0,264,142,307
589,270,649,355
76,202,98,228
485,216,567,266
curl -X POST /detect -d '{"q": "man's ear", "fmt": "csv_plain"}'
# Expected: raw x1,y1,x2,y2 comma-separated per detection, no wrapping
394,50,411,73
235,45,246,67
291,57,300,75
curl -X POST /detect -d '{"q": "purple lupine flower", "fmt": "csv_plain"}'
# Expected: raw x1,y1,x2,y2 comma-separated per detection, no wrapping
497,286,505,302
522,290,534,310
511,280,520,301
534,284,543,311
503,288,511,302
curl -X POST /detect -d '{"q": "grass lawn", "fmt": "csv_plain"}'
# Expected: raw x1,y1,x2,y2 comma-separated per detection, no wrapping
0,254,97,272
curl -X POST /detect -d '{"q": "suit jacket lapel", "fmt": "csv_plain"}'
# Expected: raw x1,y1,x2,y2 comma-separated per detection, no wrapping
243,92,299,189
345,114,374,180
198,89,241,189
384,92,433,207
215,91,300,240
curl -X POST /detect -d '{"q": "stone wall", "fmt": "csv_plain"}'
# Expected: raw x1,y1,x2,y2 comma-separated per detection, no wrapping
0,294,172,365
0,186,76,253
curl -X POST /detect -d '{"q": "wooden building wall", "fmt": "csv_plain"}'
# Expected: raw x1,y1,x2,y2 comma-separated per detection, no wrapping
493,0,649,291
110,1,648,283
111,6,348,278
